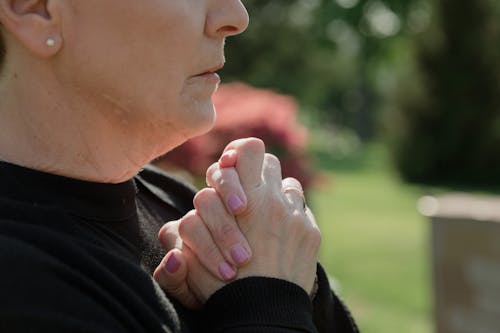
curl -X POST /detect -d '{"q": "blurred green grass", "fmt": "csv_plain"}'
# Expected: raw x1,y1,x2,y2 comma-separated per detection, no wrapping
310,143,432,333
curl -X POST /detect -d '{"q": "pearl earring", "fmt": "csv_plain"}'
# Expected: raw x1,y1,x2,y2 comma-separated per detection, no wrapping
46,38,56,47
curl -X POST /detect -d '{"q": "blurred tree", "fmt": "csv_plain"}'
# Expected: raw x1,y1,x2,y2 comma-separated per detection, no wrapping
222,0,338,114
391,0,500,186
222,0,426,140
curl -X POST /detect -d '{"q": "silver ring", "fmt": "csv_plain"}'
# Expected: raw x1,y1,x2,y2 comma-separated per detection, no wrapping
282,186,307,211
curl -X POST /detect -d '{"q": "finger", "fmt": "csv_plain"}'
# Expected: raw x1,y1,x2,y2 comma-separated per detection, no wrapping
178,210,237,281
194,188,252,267
221,138,265,191
282,177,306,211
206,162,247,215
182,244,226,303
282,177,303,191
158,220,183,251
306,208,318,229
153,249,201,309
262,153,284,191
218,149,237,168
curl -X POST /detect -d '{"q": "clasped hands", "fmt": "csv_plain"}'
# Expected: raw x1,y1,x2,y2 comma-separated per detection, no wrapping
153,138,321,308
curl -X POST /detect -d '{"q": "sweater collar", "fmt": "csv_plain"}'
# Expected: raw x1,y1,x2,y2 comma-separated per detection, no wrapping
0,161,137,221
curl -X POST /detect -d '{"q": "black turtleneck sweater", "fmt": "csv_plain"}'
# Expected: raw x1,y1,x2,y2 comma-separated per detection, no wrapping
0,162,358,333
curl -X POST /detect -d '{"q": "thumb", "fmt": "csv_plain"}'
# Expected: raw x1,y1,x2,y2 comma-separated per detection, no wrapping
153,249,201,309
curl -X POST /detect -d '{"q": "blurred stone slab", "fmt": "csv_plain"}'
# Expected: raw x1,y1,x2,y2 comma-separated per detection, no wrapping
419,194,500,333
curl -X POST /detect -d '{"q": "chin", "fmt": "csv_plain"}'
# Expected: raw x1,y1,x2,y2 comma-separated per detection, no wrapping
188,102,217,137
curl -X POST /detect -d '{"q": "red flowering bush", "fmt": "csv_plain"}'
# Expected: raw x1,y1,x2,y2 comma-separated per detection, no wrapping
158,82,316,191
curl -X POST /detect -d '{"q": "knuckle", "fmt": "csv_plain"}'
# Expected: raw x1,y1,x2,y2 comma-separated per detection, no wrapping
246,137,265,149
205,162,220,185
271,197,289,222
291,209,306,223
203,242,222,262
217,222,239,243
213,173,230,190
307,227,322,249
288,210,307,230
283,177,303,190
177,220,189,239
193,188,217,210
158,222,179,249
240,137,265,156
158,223,170,241
265,153,281,168
178,212,199,238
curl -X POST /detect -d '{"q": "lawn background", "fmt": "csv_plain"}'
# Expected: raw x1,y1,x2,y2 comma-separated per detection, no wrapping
310,143,432,333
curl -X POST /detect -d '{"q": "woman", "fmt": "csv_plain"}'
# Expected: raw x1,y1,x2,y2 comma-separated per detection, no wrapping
0,0,358,332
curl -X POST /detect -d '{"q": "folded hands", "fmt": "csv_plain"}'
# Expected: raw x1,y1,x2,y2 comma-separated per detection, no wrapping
153,138,321,308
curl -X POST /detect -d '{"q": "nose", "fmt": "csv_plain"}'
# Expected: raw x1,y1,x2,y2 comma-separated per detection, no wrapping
206,0,249,38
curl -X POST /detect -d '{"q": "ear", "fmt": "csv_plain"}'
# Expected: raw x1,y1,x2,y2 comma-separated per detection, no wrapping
0,0,63,58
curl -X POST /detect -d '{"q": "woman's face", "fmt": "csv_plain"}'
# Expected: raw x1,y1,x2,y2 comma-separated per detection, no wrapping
59,0,248,151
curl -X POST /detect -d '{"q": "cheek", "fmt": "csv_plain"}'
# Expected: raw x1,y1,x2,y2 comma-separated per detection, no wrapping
60,2,190,92
59,1,212,138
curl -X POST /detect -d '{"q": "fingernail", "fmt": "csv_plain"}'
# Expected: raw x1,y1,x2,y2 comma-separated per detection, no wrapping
228,194,244,213
165,253,180,274
219,262,236,281
231,244,250,265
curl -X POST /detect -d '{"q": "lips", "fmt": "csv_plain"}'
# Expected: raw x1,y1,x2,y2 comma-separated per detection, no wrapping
194,63,224,77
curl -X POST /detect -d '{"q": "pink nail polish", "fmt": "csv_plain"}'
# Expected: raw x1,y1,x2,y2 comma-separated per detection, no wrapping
228,194,244,213
165,253,180,274
231,244,250,265
219,262,236,281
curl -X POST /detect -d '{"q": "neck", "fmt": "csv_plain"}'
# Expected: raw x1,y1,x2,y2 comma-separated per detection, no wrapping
0,64,178,183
